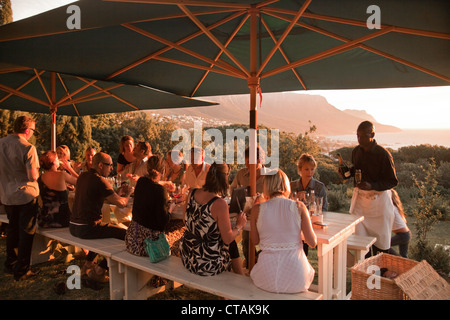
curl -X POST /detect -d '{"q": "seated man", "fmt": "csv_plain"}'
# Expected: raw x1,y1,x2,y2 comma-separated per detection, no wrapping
182,146,210,189
70,152,132,283
123,141,152,188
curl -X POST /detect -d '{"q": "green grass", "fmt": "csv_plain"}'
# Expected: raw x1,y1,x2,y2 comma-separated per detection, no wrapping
0,216,448,300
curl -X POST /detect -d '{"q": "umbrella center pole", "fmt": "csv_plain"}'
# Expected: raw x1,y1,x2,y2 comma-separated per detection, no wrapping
50,106,57,151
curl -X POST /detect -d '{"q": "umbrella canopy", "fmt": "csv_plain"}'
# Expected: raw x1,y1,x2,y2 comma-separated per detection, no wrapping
0,63,216,150
1,0,448,268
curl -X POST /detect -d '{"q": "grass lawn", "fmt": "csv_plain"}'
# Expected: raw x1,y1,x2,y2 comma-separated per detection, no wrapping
0,215,448,300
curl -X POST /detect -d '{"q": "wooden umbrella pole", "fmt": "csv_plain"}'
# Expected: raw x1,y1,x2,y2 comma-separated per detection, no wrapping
247,5,259,272
50,72,56,151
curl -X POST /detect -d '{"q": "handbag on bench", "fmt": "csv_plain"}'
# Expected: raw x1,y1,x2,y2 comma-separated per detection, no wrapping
144,233,171,263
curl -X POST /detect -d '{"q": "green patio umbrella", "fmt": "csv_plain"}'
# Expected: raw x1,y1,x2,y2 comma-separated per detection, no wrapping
0,63,216,150
0,0,448,268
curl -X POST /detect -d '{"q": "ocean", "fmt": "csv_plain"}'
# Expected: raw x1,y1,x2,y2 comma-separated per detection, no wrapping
325,129,450,150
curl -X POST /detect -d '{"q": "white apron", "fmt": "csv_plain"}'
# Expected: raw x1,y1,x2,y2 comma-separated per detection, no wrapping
349,188,394,250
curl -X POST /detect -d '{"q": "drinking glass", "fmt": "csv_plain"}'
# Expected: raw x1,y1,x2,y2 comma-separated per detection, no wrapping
355,169,362,184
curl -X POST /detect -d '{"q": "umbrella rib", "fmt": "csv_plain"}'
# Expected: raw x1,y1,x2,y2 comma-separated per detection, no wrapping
178,4,250,77
190,12,251,96
105,0,251,9
106,10,246,80
257,0,311,76
267,10,450,84
262,27,394,78
120,23,246,78
0,69,45,103
76,77,140,111
55,73,81,117
0,83,50,107
259,15,306,90
263,7,450,40
55,79,99,106
58,83,124,107
33,69,54,106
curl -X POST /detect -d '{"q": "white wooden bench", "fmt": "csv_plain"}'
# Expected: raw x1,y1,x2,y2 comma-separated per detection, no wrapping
111,251,323,300
2,212,323,300
346,234,377,267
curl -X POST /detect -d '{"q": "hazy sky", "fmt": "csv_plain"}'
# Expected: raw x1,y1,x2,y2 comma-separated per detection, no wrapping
9,0,450,130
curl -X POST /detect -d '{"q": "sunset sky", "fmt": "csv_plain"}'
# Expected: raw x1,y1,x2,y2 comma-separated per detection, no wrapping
9,0,450,130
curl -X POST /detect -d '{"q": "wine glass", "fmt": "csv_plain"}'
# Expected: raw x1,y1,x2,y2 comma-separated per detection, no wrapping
355,169,362,184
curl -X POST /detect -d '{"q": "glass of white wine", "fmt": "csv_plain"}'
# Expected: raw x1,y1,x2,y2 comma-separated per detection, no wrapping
355,169,362,184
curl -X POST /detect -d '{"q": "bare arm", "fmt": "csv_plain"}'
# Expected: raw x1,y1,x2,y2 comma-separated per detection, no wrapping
298,201,317,248
250,204,260,245
63,171,77,186
212,198,246,245
105,192,130,209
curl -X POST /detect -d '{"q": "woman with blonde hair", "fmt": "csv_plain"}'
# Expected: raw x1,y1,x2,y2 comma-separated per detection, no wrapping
250,169,316,293
56,145,79,178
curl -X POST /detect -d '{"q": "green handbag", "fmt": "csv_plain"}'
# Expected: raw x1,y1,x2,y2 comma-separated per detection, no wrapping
144,233,171,263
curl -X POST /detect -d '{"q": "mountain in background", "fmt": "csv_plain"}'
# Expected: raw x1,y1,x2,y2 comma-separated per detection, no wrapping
150,92,401,135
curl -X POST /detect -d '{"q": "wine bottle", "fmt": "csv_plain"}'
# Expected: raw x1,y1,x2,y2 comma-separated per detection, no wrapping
337,153,351,179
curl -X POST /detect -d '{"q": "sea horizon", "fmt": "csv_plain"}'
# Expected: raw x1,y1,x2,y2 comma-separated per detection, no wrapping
324,128,450,150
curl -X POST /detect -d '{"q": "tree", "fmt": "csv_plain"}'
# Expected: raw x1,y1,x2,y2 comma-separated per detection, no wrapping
409,158,449,275
0,0,13,25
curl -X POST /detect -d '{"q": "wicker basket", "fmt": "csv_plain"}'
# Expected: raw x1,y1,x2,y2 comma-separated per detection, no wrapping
351,253,419,300
394,260,450,300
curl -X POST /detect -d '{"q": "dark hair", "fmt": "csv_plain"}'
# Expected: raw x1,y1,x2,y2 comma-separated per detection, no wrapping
13,116,35,134
357,121,375,134
245,145,265,164
146,155,165,180
203,162,229,196
136,141,152,157
40,150,57,171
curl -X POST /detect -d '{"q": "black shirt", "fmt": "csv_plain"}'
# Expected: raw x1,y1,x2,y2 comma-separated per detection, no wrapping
71,169,114,224
132,176,170,231
351,140,398,191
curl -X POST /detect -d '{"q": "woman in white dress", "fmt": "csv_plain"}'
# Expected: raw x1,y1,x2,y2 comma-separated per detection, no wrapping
250,169,317,293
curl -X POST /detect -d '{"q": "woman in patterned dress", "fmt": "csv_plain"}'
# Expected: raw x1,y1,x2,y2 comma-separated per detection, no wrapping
180,162,247,276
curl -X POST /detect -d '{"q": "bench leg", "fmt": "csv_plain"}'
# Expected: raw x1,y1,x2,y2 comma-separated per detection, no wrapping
108,258,125,300
122,266,167,300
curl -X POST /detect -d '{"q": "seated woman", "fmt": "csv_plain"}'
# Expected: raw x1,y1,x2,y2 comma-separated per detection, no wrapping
117,135,136,175
125,155,171,256
75,146,96,174
56,145,79,178
163,149,186,185
38,151,78,228
250,169,317,293
180,162,247,276
290,153,328,211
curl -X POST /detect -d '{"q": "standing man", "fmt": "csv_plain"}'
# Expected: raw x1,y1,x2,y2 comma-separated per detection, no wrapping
70,152,132,283
0,116,40,280
349,121,398,256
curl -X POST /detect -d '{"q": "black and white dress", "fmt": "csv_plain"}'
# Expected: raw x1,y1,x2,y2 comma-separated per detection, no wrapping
180,189,231,276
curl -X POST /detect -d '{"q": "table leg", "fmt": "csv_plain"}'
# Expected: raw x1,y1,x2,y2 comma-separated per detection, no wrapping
333,240,347,300
317,244,333,300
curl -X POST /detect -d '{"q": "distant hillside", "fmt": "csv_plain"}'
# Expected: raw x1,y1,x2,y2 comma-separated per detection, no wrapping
150,92,401,135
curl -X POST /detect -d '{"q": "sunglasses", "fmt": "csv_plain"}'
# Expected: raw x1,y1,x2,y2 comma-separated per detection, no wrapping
102,162,113,167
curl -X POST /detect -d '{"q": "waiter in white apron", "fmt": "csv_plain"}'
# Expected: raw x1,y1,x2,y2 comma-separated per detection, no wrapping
348,121,398,257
